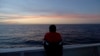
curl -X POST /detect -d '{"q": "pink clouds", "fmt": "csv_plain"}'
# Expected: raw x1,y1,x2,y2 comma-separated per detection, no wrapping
0,13,100,19
0,13,100,24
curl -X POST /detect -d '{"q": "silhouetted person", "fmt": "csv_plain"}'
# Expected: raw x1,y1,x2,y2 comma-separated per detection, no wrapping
43,25,63,56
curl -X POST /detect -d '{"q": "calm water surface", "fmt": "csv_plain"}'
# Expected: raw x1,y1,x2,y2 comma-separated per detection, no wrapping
0,24,100,48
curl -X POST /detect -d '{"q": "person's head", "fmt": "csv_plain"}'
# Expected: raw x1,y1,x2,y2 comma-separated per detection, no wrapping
49,25,56,32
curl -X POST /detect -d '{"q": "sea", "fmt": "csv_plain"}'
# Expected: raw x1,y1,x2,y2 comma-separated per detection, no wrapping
0,24,100,48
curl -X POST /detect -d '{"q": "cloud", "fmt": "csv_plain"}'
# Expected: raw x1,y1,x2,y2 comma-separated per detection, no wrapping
0,13,100,24
0,13,100,19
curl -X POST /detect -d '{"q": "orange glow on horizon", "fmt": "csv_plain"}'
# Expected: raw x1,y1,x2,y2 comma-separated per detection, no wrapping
0,13,100,24
0,13,100,19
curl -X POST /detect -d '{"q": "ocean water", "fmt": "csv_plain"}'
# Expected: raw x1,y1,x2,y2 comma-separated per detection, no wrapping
0,24,100,48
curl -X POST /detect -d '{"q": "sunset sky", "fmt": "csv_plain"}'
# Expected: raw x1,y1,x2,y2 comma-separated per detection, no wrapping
0,0,100,24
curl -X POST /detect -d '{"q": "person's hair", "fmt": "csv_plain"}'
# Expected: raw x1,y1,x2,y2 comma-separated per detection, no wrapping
49,25,56,32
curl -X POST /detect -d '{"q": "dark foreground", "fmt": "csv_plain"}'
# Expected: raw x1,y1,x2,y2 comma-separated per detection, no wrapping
0,43,100,56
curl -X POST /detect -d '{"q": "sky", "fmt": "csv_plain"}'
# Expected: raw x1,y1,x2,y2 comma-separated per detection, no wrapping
0,0,100,24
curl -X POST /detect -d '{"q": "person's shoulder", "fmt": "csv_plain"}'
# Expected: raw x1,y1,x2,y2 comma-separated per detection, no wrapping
55,32,62,37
